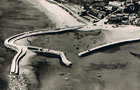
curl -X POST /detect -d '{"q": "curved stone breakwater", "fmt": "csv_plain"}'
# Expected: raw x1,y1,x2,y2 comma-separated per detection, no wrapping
5,25,140,75
4,26,83,75
78,38,140,57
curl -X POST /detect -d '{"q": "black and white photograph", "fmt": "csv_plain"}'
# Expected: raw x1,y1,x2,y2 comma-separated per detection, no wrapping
0,0,140,90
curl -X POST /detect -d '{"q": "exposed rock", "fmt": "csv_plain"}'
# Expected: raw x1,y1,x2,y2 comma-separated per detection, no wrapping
88,62,128,70
0,57,5,63
64,78,70,81
8,74,30,90
59,72,65,75
130,51,140,58
96,74,102,78
68,73,71,75
86,68,90,71
0,10,3,17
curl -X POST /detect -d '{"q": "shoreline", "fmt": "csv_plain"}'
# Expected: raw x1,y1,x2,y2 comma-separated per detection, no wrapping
3,0,140,90
0,0,57,90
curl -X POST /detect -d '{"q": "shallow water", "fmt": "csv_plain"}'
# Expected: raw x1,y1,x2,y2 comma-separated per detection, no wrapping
16,29,140,90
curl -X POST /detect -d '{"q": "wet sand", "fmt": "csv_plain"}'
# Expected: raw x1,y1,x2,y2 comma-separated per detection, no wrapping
15,29,140,90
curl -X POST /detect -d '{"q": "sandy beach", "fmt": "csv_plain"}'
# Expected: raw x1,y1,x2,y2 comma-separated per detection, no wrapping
25,0,84,28
2,0,140,90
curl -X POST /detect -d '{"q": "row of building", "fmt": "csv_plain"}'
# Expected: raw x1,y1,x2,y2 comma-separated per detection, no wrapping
55,0,138,5
55,0,140,25
108,13,140,26
107,0,140,25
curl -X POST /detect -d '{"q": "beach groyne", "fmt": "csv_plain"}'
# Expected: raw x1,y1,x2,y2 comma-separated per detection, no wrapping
4,26,82,74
